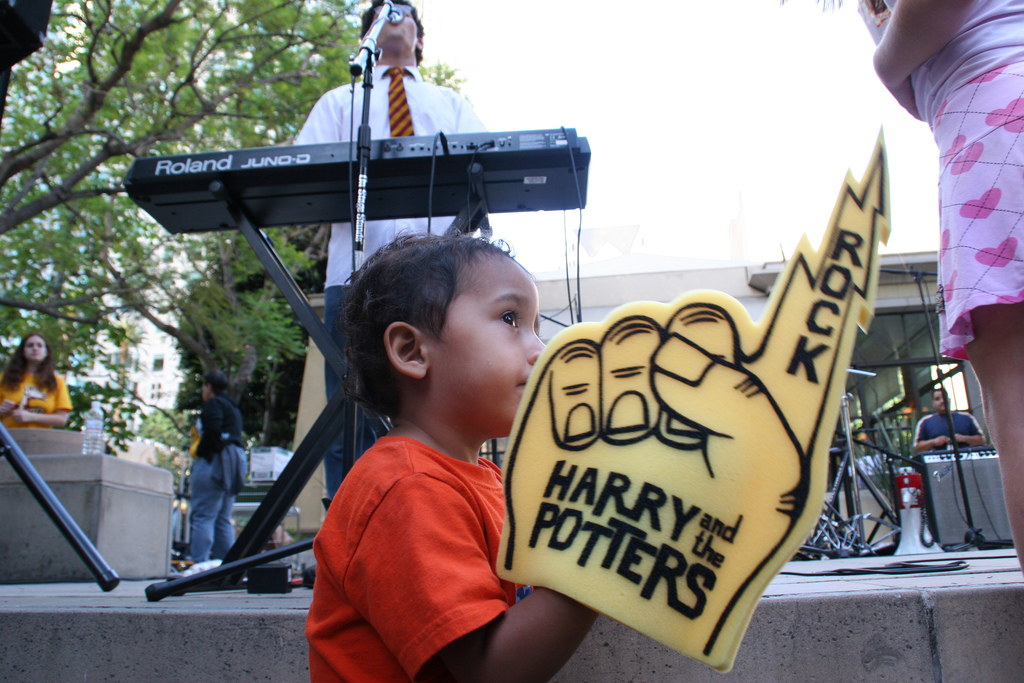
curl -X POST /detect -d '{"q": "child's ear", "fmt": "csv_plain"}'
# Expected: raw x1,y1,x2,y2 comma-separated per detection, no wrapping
384,321,428,379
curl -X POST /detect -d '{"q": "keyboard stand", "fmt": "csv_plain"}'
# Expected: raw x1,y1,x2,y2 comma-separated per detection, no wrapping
146,182,353,599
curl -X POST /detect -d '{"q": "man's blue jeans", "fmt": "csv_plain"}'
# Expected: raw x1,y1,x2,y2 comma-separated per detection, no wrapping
189,455,235,562
323,285,379,498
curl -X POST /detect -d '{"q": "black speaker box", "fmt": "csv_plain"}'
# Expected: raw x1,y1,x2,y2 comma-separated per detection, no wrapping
921,449,1013,546
1,0,53,71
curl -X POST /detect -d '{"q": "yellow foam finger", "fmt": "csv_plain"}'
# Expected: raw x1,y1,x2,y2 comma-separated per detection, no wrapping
499,135,890,672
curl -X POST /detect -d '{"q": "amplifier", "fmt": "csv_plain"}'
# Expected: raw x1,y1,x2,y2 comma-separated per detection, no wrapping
921,449,1012,545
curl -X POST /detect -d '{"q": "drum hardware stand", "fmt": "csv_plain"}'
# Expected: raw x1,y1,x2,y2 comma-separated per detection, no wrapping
839,392,867,545
800,385,903,560
0,423,119,591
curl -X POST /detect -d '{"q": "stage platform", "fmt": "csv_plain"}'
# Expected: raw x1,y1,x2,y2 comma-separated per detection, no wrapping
0,549,1019,682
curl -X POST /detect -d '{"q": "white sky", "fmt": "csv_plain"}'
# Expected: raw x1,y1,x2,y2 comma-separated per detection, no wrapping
418,0,940,274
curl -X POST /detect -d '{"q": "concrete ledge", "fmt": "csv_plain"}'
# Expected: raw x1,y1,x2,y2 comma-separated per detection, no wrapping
0,610,308,682
930,584,1024,682
7,428,84,456
562,593,938,682
0,452,173,492
0,551,1018,682
0,454,173,581
557,560,1024,682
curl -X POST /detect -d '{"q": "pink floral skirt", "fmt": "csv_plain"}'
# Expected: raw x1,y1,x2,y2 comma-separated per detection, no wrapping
933,62,1024,359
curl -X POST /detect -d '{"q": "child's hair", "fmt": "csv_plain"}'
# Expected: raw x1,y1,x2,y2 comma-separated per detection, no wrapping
343,232,516,417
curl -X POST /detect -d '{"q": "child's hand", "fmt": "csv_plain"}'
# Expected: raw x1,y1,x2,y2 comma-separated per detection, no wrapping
0,399,15,416
499,137,891,672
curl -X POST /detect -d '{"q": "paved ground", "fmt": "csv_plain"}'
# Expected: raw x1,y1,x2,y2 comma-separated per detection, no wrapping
0,548,1020,682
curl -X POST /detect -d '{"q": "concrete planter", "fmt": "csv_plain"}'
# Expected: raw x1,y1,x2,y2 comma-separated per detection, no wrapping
0,443,174,581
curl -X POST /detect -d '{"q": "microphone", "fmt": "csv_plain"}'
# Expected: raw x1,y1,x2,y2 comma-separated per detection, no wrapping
387,6,405,23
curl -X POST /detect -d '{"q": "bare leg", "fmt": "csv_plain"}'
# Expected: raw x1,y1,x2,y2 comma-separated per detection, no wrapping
966,301,1024,569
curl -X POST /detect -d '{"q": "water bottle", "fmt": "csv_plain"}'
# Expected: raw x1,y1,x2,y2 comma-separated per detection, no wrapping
82,401,105,456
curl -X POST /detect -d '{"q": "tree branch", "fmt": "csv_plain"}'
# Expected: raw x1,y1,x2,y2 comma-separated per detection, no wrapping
0,296,105,324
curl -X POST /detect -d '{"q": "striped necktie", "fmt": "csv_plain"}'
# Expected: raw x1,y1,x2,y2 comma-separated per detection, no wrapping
387,67,414,137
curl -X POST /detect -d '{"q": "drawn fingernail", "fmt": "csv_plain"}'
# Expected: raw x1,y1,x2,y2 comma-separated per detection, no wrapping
605,391,652,441
602,317,660,442
550,340,600,449
666,304,736,362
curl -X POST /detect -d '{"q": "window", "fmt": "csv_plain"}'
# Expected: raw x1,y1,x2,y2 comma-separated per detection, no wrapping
846,310,980,458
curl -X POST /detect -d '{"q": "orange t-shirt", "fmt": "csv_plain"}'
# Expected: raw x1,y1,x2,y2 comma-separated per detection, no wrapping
307,436,522,682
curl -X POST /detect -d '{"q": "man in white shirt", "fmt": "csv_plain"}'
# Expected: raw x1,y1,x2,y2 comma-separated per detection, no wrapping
296,0,487,497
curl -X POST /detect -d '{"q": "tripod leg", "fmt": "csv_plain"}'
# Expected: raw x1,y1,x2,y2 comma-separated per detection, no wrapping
146,538,313,602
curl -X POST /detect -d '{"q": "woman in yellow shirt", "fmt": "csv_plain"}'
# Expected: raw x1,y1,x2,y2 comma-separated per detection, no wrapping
0,333,71,429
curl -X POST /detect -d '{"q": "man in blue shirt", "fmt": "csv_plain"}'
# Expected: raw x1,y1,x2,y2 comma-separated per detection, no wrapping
914,388,987,453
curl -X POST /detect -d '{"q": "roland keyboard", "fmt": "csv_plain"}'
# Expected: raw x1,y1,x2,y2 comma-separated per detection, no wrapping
124,129,590,234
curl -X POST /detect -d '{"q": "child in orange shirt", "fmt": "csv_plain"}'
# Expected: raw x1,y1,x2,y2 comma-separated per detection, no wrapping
306,234,597,682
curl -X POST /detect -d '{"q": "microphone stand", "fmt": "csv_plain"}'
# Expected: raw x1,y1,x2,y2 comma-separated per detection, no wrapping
337,3,397,477
348,0,395,273
882,267,984,548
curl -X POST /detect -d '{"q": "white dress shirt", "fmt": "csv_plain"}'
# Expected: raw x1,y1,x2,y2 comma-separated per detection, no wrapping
296,64,488,286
